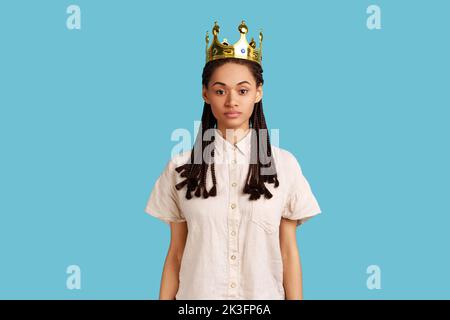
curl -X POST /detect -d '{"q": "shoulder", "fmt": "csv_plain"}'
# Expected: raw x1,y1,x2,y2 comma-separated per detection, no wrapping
271,145,303,172
167,149,192,169
155,150,192,185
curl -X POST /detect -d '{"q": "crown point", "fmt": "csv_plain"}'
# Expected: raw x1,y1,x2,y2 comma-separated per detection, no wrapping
238,21,248,34
213,21,220,36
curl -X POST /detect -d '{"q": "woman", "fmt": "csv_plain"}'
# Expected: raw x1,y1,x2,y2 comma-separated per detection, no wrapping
145,21,322,300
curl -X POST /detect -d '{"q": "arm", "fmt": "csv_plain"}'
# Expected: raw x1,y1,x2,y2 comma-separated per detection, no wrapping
279,217,303,300
159,221,188,300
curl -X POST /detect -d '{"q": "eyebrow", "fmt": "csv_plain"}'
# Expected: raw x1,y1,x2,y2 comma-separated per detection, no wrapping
211,81,252,87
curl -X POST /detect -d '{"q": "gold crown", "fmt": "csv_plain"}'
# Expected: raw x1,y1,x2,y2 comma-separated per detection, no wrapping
205,20,263,66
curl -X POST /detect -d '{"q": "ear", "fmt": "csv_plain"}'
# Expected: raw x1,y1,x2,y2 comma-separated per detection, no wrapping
202,86,210,104
255,84,263,103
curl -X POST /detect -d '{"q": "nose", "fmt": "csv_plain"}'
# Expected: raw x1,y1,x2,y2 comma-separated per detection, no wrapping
225,90,238,108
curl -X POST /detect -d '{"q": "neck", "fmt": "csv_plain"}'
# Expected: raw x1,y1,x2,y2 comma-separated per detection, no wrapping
217,123,250,145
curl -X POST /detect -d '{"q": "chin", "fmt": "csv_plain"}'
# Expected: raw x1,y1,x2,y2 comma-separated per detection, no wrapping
222,119,246,128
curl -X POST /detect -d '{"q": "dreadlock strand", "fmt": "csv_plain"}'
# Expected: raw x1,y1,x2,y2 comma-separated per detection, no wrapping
208,148,217,196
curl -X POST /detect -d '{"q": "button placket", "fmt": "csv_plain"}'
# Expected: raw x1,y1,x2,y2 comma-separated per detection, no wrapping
227,145,240,298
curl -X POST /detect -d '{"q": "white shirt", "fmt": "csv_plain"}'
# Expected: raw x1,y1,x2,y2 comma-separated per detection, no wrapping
144,128,322,299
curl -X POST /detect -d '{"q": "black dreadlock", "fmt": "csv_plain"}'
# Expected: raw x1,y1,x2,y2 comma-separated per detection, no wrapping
175,58,279,201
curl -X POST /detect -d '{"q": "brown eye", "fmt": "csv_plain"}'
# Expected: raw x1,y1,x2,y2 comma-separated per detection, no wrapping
240,89,249,95
216,90,224,95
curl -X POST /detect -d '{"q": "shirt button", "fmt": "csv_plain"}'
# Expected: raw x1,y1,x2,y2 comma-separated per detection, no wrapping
231,255,236,260
232,159,237,164
231,203,236,209
230,282,236,288
231,182,237,187
231,230,236,236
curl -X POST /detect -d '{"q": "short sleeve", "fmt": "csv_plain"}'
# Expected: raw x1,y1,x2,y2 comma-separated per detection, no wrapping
144,158,186,225
282,152,322,227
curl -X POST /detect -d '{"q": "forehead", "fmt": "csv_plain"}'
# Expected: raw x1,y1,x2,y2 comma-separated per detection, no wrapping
210,63,254,86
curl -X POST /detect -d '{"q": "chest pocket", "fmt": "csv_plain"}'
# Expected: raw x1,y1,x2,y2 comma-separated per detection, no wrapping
249,183,284,234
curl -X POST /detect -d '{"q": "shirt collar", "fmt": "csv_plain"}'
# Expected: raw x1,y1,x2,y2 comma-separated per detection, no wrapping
213,128,252,157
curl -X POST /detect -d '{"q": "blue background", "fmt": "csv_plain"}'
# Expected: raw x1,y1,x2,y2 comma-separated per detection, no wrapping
0,0,449,299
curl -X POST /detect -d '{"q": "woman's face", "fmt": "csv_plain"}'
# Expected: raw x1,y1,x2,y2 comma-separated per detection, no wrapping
202,62,263,133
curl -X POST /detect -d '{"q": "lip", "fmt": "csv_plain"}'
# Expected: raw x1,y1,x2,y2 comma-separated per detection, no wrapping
224,111,242,119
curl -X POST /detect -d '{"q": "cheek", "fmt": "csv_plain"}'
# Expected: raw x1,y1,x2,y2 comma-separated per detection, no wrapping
209,103,223,120
244,99,256,116
208,95,224,108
